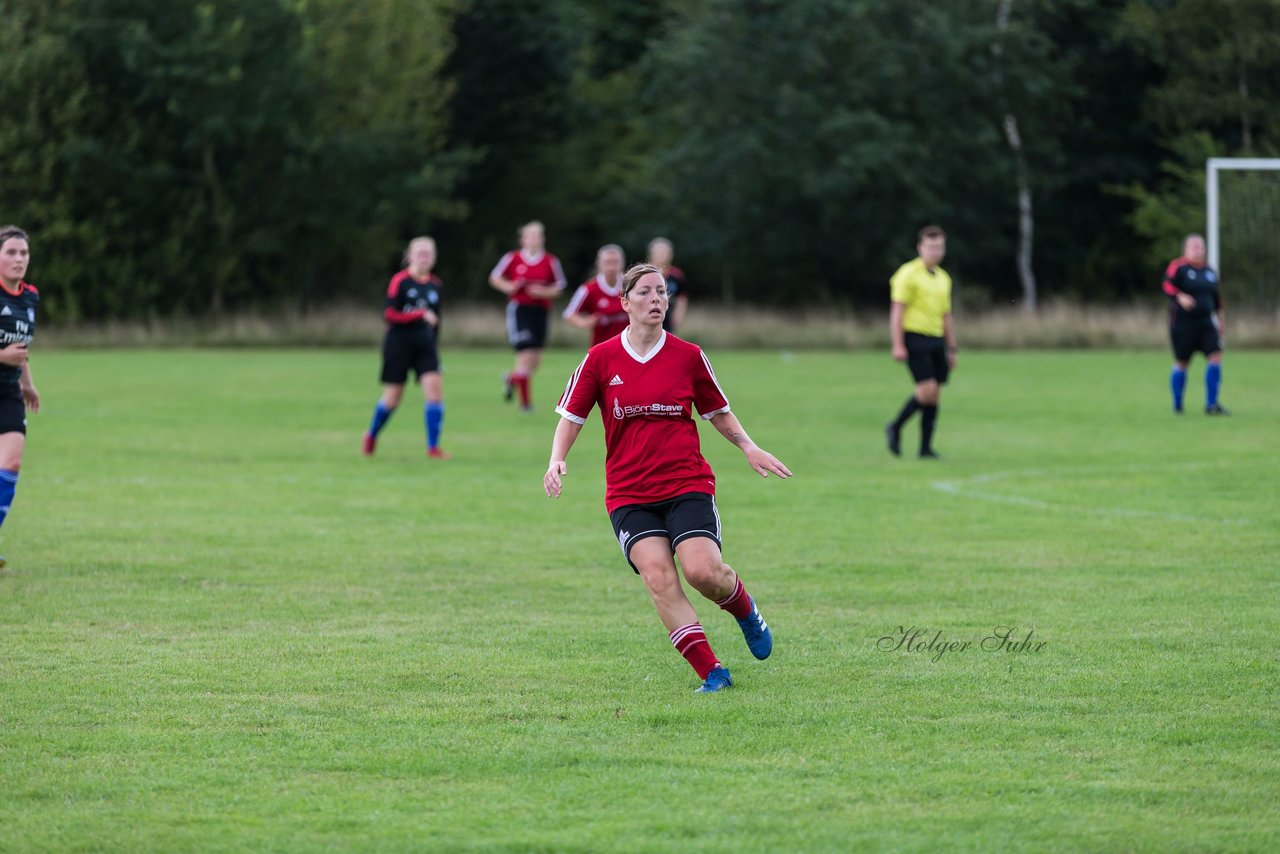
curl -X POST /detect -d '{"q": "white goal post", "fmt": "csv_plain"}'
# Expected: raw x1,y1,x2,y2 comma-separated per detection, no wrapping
1205,157,1280,276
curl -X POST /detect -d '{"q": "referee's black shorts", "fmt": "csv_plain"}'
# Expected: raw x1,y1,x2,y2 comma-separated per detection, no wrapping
608,491,721,574
380,326,439,384
904,332,949,385
1170,322,1223,363
507,304,549,351
0,395,25,435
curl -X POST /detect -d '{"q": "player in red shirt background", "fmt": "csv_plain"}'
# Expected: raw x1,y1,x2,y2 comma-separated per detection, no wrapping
544,263,792,693
562,244,629,347
488,221,567,412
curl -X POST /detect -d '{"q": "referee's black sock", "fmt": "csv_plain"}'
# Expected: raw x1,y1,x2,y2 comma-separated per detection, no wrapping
891,396,921,430
919,404,938,453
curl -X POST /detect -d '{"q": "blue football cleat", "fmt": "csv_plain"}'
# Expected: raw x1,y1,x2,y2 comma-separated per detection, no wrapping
696,665,733,693
736,597,772,660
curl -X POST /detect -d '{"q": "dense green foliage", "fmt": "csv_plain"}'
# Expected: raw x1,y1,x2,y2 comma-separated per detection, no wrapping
3,348,1278,848
2,0,1278,320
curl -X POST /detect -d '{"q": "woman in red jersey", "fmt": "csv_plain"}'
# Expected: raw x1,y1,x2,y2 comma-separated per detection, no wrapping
0,225,41,569
562,243,629,347
544,263,791,693
489,221,566,412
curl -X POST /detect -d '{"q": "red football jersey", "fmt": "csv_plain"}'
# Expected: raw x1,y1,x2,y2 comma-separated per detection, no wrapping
556,330,731,511
490,249,567,309
563,274,629,346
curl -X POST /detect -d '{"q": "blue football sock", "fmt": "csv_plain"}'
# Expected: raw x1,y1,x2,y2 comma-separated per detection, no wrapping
1205,363,1221,407
0,469,18,530
368,401,395,437
425,401,444,449
1170,367,1187,411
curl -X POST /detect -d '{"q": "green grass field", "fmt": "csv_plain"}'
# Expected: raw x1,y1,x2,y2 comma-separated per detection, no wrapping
3,347,1278,851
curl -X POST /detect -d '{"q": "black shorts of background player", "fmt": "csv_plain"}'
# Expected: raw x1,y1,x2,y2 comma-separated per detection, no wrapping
363,236,449,459
886,226,957,459
0,225,42,569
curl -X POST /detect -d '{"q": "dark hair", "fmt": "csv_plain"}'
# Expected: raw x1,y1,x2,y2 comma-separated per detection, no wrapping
918,225,946,243
621,263,665,299
0,225,28,247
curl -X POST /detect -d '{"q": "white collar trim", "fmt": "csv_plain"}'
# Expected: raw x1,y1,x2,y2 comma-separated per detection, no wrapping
596,274,621,296
621,328,666,364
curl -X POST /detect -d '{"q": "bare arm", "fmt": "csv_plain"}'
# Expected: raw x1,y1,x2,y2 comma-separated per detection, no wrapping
890,302,907,361
709,411,792,479
943,313,957,370
489,275,518,296
524,283,562,300
20,359,38,413
672,294,689,329
562,313,595,331
544,418,585,497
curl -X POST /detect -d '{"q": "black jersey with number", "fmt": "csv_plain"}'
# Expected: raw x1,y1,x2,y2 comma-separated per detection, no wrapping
0,282,38,398
384,269,443,331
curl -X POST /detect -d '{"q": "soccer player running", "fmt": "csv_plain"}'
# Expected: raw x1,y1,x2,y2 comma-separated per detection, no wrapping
544,263,792,693
562,244,630,347
363,236,449,458
489,221,567,412
885,225,957,459
0,226,41,568
1163,233,1228,415
646,237,689,333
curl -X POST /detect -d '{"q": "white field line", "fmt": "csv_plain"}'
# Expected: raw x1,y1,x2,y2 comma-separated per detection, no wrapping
930,464,1253,525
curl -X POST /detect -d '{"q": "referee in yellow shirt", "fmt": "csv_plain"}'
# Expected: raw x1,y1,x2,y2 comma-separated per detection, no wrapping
886,225,957,459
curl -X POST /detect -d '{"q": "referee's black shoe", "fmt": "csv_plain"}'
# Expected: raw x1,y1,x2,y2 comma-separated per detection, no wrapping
1205,403,1231,415
919,449,941,460
885,423,901,457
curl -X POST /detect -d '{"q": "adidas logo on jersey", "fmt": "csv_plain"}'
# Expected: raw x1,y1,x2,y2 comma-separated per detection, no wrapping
0,306,10,316
609,374,624,386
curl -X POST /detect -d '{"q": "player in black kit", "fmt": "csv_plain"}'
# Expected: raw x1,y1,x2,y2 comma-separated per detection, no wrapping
362,237,449,458
0,226,41,568
1162,234,1227,415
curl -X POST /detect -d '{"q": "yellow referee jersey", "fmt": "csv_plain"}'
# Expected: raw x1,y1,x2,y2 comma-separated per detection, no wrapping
890,258,952,337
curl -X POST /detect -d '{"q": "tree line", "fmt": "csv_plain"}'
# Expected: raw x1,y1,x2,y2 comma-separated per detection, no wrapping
2,0,1277,323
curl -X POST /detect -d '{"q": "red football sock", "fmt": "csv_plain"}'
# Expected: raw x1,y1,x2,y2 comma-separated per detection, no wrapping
513,373,531,408
669,623,720,679
714,576,753,620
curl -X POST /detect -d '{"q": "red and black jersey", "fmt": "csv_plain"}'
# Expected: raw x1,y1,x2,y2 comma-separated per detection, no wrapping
384,269,442,330
0,280,37,398
555,330,731,512
662,265,687,332
563,274,628,346
490,250,567,309
1162,258,1221,326
663,265,687,300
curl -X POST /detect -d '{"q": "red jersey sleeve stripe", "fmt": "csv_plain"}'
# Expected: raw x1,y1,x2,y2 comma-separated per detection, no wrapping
385,308,426,324
550,257,568,289
1162,258,1184,295
386,271,406,297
